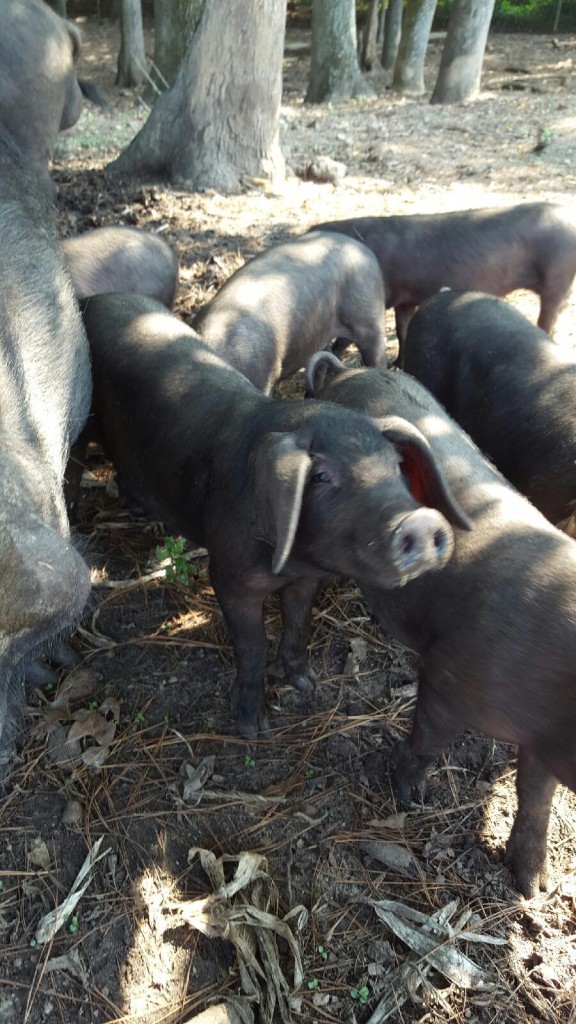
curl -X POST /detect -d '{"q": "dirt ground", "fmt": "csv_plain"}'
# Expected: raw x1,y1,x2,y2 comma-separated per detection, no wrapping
1,16,576,1024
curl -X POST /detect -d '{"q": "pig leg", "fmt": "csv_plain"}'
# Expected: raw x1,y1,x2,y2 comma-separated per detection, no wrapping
505,747,557,898
394,303,416,350
391,669,465,808
273,578,322,693
537,272,575,335
210,574,271,740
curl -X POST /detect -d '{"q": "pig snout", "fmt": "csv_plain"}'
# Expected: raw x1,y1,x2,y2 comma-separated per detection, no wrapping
389,507,454,583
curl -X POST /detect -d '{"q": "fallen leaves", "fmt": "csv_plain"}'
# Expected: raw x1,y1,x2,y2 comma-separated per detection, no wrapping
25,668,119,771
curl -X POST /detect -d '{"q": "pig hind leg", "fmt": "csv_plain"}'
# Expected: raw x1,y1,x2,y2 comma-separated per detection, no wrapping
505,747,557,898
391,669,466,808
272,577,322,693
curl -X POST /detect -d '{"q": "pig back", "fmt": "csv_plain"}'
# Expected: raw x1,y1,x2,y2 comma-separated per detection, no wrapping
403,291,576,526
83,293,264,539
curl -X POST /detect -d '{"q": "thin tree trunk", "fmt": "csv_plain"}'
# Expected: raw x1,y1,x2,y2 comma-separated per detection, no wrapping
431,0,496,104
392,0,437,95
382,0,403,71
146,0,204,101
306,0,372,103
108,0,286,192
360,0,381,71
116,0,146,88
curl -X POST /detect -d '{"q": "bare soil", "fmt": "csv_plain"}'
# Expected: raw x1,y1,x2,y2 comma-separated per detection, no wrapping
1,18,576,1024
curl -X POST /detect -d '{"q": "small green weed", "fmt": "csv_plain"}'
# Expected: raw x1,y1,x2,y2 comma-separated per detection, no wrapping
350,985,370,1004
156,536,194,586
244,755,256,767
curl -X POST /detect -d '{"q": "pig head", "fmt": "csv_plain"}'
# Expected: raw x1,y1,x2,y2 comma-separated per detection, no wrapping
0,0,87,198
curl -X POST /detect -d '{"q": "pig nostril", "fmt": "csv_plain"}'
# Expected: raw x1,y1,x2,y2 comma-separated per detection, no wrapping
402,534,415,555
433,529,446,551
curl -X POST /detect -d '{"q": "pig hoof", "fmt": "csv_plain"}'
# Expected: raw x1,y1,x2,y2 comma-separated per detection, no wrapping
236,707,271,741
389,742,428,808
289,670,316,694
504,841,549,898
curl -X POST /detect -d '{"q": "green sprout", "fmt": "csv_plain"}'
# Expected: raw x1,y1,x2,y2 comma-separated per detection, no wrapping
307,978,320,990
244,755,256,767
350,985,370,1004
156,536,194,586
317,945,328,961
69,915,79,934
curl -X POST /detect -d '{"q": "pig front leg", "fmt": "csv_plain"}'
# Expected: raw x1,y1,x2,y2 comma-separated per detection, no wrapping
394,302,417,353
505,747,557,899
391,669,464,808
273,577,323,693
210,572,271,740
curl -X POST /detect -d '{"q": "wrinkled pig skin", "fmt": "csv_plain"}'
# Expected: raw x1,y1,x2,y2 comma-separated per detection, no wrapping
80,292,469,741
0,0,90,198
192,230,388,393
402,290,576,531
62,226,179,309
310,202,576,350
307,351,576,899
0,127,92,763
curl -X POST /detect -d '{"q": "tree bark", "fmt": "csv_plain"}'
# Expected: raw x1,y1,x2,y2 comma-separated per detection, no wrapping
431,0,496,104
392,0,437,95
116,0,146,87
145,0,204,100
107,0,286,192
382,0,403,71
306,0,372,103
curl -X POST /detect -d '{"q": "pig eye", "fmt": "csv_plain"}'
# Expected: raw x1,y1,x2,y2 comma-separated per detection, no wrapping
311,470,331,484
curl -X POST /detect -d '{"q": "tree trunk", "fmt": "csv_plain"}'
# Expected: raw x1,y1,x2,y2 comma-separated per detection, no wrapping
360,0,381,71
306,0,372,103
108,0,286,192
116,0,146,87
382,0,403,71
431,0,496,104
392,0,437,95
145,0,204,101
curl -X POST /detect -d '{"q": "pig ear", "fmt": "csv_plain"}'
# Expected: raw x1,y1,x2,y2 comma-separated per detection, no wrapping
254,433,312,574
375,415,473,532
305,351,347,397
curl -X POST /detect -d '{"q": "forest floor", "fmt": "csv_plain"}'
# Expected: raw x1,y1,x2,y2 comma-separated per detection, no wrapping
1,16,576,1024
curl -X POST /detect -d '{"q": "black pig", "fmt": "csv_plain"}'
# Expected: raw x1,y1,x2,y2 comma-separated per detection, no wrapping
0,127,91,761
192,230,388,393
81,293,469,740
310,202,576,350
62,226,179,309
402,290,576,531
307,350,576,898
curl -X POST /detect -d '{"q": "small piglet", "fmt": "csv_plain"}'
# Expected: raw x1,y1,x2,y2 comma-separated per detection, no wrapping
310,202,576,349
307,350,576,898
62,225,179,308
192,230,388,393
403,290,576,531
81,293,469,740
